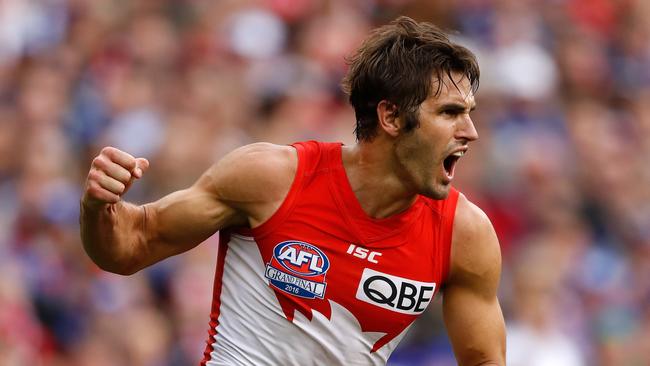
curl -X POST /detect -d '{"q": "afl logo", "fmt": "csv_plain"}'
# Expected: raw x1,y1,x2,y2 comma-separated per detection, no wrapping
273,241,330,276
265,241,330,299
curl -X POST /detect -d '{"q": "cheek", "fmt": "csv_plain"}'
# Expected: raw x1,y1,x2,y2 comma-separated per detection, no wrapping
396,133,437,174
395,133,420,161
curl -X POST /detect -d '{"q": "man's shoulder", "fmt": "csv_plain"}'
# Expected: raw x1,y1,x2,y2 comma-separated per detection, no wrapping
215,142,297,176
453,193,494,242
204,142,298,207
224,142,297,166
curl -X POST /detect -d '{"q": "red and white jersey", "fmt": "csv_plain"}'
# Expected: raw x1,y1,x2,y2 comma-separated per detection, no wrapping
201,141,459,366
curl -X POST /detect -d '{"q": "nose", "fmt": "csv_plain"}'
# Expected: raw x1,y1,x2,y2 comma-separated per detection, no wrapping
456,115,479,142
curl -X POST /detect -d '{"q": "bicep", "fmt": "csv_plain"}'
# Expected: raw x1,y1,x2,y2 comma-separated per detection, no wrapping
137,142,295,268
442,195,506,365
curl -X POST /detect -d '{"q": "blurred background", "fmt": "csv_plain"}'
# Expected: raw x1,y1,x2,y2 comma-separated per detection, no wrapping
0,0,649,365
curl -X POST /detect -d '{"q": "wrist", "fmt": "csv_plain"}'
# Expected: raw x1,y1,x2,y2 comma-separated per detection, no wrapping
80,196,113,216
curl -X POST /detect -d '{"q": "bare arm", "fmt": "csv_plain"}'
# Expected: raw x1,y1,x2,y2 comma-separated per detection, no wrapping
80,143,296,275
443,194,506,365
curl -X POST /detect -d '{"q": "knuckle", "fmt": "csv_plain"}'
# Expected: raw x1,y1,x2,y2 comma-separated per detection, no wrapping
91,156,105,169
86,185,103,199
86,179,96,189
100,147,113,158
87,169,101,181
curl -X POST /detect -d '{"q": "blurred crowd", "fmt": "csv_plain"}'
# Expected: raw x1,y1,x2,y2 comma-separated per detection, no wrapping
0,0,649,365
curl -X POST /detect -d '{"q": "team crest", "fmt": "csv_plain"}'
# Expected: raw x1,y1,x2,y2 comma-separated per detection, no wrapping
265,241,330,299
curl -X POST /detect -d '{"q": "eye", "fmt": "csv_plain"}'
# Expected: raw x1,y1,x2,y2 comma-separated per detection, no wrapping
440,109,461,117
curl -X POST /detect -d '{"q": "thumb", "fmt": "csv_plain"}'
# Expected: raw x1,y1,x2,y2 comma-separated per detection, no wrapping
132,157,150,179
123,158,150,195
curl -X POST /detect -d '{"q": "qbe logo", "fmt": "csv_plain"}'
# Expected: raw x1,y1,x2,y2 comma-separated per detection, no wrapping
265,241,330,299
355,268,436,315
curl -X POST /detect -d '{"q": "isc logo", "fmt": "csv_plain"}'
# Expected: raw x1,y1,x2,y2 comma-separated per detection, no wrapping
346,244,382,264
355,268,436,315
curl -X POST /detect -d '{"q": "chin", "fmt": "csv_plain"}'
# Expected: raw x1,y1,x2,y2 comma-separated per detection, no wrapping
420,183,450,200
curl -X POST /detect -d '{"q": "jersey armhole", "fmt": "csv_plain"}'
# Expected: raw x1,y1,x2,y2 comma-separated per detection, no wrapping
439,188,460,286
249,143,306,239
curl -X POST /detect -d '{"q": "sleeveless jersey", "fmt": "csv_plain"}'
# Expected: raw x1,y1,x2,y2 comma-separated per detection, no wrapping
201,141,459,366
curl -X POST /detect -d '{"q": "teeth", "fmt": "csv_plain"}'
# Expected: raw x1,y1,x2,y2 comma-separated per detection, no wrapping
452,151,465,157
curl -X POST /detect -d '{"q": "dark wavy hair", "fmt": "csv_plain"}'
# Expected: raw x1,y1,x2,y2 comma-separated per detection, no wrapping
341,16,480,142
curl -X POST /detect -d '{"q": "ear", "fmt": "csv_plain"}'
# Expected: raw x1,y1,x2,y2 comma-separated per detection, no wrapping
376,100,402,138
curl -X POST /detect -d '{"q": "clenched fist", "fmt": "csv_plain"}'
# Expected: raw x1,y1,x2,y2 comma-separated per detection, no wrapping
82,147,150,209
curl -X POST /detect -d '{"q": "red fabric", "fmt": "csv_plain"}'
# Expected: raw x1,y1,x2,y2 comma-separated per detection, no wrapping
250,141,459,351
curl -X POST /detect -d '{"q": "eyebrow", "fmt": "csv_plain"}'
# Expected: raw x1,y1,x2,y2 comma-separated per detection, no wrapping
437,102,476,113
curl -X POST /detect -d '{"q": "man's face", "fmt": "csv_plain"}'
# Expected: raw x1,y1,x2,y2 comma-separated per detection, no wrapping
394,73,478,199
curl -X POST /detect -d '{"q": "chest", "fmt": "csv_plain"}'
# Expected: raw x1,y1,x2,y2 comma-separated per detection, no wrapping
253,204,445,338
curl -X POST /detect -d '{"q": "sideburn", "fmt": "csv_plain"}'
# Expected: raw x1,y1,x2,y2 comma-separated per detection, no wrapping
400,109,421,134
392,121,423,194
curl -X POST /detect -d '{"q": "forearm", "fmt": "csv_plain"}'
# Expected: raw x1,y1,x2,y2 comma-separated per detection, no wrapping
80,201,147,275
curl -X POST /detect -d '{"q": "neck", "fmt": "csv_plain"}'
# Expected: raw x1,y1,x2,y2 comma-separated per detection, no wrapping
342,140,418,219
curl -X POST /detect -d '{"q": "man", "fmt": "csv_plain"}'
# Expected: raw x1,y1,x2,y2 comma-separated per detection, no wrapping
81,16,505,365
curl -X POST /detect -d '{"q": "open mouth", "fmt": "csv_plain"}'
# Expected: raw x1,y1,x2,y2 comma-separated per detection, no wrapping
442,150,465,179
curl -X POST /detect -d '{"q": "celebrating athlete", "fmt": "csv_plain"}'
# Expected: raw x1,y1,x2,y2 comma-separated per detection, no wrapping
81,16,505,366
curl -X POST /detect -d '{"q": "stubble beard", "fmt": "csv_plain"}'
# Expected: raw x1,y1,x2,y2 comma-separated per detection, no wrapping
394,133,449,200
